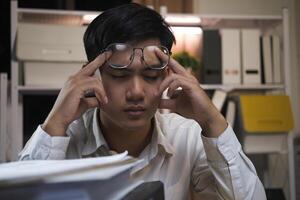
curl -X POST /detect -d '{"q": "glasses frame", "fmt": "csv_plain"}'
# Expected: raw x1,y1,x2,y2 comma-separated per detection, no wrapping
102,43,171,70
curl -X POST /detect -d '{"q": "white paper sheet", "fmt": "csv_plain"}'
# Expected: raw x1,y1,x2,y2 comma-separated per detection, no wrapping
0,151,139,185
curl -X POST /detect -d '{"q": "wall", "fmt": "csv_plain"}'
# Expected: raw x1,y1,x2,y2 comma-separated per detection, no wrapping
193,0,282,16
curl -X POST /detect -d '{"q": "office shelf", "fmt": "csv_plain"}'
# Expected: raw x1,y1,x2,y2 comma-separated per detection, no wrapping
17,86,61,95
200,84,285,91
16,84,285,95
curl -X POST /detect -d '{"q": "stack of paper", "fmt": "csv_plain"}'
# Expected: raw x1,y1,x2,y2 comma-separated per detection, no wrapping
0,152,142,200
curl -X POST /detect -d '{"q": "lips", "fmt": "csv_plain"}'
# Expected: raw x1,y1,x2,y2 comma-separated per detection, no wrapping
124,106,146,117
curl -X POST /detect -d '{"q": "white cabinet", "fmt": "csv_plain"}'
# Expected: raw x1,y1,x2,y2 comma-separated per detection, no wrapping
9,4,100,162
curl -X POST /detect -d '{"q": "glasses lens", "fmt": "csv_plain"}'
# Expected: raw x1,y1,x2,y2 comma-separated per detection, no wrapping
143,46,169,69
106,44,132,68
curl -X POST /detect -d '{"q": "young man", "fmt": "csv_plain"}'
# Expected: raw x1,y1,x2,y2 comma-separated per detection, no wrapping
19,3,266,200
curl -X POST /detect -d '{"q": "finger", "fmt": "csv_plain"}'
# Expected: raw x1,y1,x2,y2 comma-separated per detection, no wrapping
153,46,169,64
158,73,181,95
167,80,182,98
166,76,195,98
154,48,187,75
94,90,105,106
168,58,189,75
92,82,108,104
78,77,108,104
159,99,176,110
82,97,100,109
81,51,112,76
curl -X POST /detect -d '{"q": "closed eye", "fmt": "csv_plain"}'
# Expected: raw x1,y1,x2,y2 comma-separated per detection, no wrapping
144,75,159,81
109,72,130,79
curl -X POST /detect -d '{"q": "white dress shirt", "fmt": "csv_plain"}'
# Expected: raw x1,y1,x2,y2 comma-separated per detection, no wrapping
19,108,266,200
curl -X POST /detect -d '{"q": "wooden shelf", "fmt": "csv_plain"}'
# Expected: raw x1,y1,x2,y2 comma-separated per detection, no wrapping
17,86,61,95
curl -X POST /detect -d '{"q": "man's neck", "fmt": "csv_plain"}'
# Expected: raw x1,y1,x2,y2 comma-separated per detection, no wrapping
99,112,153,157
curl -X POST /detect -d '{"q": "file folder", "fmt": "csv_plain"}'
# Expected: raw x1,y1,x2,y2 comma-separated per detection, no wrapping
240,95,294,133
261,35,273,83
241,29,262,84
272,35,282,83
202,29,222,84
220,29,241,84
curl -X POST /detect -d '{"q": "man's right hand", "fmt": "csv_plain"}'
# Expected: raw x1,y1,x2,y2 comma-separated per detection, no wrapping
42,52,111,136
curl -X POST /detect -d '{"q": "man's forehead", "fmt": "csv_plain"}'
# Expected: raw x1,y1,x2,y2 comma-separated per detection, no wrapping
127,38,161,47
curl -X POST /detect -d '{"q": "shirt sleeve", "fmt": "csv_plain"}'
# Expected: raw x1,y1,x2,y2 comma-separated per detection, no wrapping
18,125,70,160
191,125,267,200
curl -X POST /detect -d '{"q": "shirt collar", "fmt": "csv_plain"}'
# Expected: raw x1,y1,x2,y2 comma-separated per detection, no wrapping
81,108,175,158
132,112,175,174
153,112,175,156
81,108,109,156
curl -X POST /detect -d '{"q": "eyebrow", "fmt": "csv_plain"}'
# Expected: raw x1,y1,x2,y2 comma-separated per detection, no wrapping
108,67,159,73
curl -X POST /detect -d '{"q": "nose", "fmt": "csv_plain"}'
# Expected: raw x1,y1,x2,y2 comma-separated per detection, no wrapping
125,48,145,103
126,76,145,104
130,48,143,64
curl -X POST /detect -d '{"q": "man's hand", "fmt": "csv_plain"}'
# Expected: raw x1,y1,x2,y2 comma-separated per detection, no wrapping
42,52,111,136
157,57,227,138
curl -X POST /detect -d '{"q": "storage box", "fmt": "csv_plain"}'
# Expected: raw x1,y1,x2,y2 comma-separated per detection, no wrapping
17,23,87,86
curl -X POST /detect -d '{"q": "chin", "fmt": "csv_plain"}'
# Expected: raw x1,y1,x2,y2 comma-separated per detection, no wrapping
119,118,151,131
101,108,155,131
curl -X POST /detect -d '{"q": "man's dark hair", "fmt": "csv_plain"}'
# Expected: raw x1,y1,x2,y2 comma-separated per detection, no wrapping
83,3,176,62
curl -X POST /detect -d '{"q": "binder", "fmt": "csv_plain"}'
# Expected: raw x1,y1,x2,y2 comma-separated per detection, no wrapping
225,100,236,128
202,30,222,84
261,35,273,83
240,95,294,133
241,29,261,84
220,29,241,84
211,89,227,111
230,95,294,154
272,35,282,83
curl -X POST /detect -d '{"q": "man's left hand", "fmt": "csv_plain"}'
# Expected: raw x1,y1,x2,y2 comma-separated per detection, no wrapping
157,57,227,138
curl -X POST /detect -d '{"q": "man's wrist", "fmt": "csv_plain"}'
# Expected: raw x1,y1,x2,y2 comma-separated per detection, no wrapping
42,117,68,137
197,112,227,138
